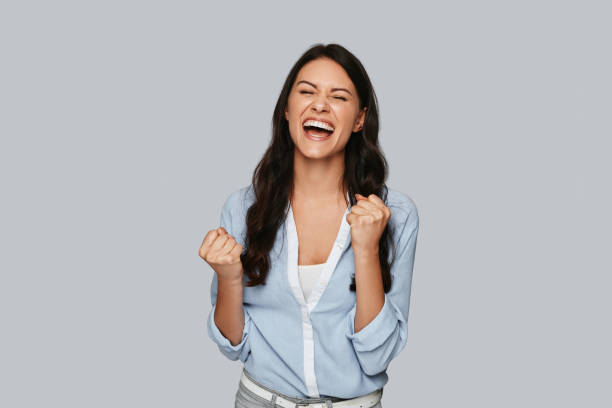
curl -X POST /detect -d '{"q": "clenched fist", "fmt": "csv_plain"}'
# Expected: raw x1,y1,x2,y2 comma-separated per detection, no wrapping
199,226,244,282
346,193,391,255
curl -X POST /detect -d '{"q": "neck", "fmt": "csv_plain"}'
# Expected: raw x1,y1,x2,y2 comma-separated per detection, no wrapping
291,149,348,207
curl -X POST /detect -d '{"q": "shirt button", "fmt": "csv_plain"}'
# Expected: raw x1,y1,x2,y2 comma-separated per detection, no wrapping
337,241,344,249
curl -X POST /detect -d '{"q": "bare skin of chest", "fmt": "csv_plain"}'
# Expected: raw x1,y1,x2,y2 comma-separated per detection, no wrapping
292,203,347,266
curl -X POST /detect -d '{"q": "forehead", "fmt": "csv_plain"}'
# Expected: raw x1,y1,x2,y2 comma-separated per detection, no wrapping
294,58,355,91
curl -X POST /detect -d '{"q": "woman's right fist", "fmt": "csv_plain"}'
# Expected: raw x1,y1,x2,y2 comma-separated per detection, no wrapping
199,227,244,282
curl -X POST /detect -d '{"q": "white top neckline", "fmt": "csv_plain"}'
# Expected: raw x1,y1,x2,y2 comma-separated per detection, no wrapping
297,263,326,302
298,262,326,268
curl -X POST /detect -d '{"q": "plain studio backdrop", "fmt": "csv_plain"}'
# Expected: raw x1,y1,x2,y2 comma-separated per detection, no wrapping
0,1,610,407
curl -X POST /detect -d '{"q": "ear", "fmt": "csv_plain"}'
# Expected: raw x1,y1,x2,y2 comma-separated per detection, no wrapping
284,109,288,121
353,107,367,132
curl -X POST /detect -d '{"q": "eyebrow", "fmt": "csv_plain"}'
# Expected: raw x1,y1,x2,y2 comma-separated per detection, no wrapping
296,80,353,96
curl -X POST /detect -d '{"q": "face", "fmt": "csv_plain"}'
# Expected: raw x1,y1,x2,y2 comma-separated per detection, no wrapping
284,57,366,159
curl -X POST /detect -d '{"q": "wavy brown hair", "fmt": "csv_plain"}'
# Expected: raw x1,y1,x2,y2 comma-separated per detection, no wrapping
240,43,398,292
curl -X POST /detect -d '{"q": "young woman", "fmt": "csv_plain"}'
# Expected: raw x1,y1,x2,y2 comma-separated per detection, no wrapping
199,43,419,408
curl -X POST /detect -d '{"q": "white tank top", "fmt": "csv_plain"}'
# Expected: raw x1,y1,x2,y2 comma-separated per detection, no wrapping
297,263,326,301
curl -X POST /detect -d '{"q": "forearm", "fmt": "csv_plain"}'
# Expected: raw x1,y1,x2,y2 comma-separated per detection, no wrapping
353,249,385,333
213,276,245,346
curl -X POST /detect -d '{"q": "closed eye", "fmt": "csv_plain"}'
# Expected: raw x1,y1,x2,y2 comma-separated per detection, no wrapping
300,90,347,101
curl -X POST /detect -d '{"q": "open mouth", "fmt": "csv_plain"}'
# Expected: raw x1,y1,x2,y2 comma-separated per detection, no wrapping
303,124,334,138
302,119,335,139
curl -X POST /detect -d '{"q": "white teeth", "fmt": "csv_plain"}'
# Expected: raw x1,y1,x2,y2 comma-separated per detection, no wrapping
303,120,334,132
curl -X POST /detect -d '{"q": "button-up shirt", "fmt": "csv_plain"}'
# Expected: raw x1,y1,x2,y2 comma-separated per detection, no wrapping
206,184,419,399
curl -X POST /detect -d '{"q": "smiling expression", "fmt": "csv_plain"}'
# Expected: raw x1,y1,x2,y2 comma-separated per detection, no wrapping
284,57,367,159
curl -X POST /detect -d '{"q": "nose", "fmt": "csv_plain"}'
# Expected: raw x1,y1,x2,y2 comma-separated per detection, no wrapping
311,94,330,112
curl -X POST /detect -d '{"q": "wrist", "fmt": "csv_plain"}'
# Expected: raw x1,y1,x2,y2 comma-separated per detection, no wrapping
217,274,244,288
353,246,379,259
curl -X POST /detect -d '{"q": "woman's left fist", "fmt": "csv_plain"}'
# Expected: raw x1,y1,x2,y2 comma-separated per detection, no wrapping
346,193,391,255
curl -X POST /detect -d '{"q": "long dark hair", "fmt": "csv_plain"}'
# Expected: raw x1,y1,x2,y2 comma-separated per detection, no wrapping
240,43,397,292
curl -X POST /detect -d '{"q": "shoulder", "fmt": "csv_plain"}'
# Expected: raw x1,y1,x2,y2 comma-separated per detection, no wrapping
385,187,419,226
219,184,255,244
220,185,256,240
384,187,419,259
221,184,256,214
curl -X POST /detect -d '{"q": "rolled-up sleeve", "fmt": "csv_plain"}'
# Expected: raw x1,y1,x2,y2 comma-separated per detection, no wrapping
205,191,251,362
345,205,419,376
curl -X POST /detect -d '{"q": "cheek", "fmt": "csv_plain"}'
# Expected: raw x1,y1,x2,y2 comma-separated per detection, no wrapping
286,100,301,122
336,107,358,128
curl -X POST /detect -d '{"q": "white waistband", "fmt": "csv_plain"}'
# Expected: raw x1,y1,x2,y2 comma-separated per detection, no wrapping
239,370,382,408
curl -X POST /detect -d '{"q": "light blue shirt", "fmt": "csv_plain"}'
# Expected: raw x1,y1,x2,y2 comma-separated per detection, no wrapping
206,184,419,399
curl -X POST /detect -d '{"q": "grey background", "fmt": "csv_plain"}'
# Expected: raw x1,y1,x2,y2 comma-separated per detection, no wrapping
1,1,610,407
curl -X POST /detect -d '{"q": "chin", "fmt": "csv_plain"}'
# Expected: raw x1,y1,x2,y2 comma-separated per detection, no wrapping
296,145,330,159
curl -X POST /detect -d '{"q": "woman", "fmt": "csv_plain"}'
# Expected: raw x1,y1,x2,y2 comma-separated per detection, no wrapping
199,43,419,408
